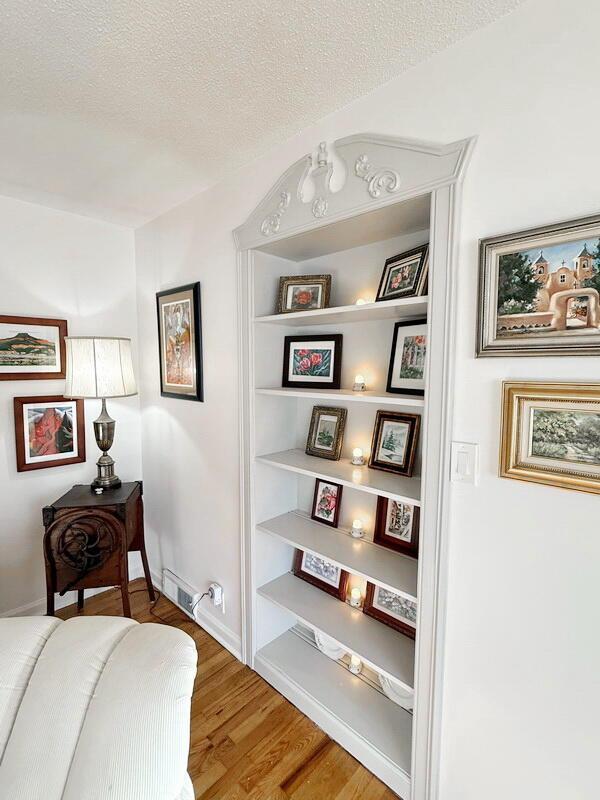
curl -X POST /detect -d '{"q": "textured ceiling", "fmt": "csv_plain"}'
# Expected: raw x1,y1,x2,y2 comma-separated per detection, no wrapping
0,0,523,226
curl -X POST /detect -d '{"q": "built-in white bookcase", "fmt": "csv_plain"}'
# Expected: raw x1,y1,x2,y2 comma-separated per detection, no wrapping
235,134,474,798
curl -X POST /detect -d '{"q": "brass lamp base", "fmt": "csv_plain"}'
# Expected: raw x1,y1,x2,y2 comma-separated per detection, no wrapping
92,399,121,491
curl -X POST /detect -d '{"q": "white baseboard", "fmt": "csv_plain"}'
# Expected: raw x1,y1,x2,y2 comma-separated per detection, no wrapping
193,604,242,661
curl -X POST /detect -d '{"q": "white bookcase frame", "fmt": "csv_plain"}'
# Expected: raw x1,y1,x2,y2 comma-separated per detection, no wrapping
235,133,475,799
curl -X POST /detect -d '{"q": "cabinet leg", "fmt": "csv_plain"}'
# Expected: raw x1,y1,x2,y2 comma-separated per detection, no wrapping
77,589,84,612
140,545,156,602
46,588,55,617
121,581,132,618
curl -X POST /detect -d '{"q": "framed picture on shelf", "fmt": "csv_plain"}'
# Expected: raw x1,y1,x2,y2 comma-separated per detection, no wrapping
282,334,343,389
293,549,349,600
13,395,85,472
306,405,347,460
500,381,600,494
277,274,331,313
369,410,420,476
156,282,203,402
0,315,67,381
477,214,600,356
311,478,343,527
376,245,429,302
386,318,427,395
363,582,417,639
374,497,419,557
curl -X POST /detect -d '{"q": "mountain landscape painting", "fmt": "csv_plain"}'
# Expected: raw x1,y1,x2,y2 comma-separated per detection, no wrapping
0,317,66,378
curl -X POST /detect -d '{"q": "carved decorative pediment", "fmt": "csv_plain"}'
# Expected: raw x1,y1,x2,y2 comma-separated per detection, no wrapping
235,133,474,250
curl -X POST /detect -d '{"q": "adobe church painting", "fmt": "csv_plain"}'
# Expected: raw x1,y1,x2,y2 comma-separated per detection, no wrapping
497,239,600,334
478,216,600,356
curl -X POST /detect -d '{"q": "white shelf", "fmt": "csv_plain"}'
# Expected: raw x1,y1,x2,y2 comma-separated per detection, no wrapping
258,572,415,689
256,387,425,408
256,449,421,505
257,511,418,598
254,296,428,327
255,630,412,795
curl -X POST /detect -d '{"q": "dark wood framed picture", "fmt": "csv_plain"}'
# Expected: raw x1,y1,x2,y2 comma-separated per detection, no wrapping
156,282,203,401
293,549,349,600
277,274,331,313
386,319,427,395
282,334,343,389
306,405,347,461
0,315,67,381
369,410,420,476
374,497,419,557
311,478,343,527
14,395,85,472
363,582,417,639
376,245,429,302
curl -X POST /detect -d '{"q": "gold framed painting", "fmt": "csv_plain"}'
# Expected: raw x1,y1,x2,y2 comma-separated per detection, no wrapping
500,381,600,494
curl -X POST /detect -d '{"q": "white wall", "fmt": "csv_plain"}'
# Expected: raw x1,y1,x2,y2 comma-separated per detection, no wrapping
135,1,599,796
0,195,140,615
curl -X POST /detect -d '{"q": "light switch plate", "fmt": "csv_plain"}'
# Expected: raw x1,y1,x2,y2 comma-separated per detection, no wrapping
450,441,479,485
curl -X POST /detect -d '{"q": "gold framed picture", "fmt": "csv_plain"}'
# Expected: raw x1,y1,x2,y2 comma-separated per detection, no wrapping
277,274,331,313
306,406,347,461
500,381,600,494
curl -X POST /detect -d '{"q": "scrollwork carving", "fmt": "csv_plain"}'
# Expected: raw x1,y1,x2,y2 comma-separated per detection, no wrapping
355,154,400,199
260,191,291,236
312,196,328,218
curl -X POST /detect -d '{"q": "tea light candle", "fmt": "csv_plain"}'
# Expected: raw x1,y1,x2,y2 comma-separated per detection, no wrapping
350,587,362,608
351,519,364,539
355,298,368,305
349,654,362,675
351,447,365,466
353,374,366,392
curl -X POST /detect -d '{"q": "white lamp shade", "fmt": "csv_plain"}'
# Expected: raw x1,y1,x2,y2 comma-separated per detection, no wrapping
65,337,137,399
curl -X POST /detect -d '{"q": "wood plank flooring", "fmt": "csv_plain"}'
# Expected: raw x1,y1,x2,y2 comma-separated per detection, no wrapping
58,579,399,799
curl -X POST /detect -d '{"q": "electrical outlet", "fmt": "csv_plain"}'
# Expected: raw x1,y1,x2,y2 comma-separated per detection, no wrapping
209,582,225,614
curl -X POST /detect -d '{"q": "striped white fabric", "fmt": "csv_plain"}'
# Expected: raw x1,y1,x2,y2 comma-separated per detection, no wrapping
0,616,197,800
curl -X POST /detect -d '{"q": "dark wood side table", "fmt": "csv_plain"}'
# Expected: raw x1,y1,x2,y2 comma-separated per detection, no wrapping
43,481,156,617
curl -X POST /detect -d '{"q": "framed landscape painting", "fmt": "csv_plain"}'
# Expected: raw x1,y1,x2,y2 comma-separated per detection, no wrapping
311,479,343,527
293,549,349,600
0,315,67,381
363,582,417,639
277,274,331,313
306,406,347,461
282,334,342,389
500,381,600,494
14,395,85,472
386,318,427,395
477,214,600,356
376,245,428,302
369,410,420,476
156,283,203,401
374,497,419,557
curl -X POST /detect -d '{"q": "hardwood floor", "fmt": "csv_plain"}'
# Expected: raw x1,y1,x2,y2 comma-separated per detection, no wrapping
58,579,400,799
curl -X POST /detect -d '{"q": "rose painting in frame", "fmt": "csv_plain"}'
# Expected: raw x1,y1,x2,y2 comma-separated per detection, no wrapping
156,283,203,401
282,334,342,390
311,478,343,527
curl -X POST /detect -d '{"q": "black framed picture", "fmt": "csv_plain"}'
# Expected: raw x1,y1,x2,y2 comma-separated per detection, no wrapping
282,334,343,390
386,318,427,395
376,245,429,302
156,282,204,401
369,410,420,476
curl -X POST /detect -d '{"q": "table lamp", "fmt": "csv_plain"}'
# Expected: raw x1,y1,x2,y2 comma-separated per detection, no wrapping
64,336,137,491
